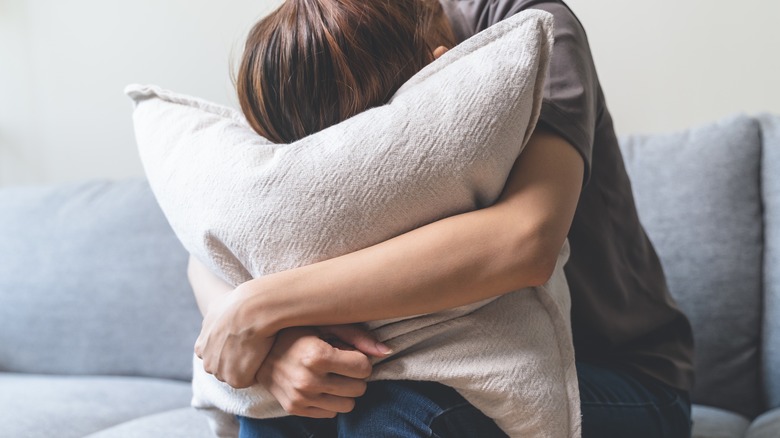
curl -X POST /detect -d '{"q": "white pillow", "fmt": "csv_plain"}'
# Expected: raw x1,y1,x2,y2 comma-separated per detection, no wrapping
128,10,580,438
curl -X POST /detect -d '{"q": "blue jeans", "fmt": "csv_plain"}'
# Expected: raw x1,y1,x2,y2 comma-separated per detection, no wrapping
238,362,692,438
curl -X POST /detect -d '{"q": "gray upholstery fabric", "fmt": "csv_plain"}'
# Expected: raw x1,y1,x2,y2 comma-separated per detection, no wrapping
759,114,780,410
84,408,212,438
620,114,764,417
0,179,202,381
691,405,750,438
0,373,191,438
746,407,780,438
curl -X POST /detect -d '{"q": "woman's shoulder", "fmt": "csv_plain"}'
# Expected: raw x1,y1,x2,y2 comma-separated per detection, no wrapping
440,0,578,43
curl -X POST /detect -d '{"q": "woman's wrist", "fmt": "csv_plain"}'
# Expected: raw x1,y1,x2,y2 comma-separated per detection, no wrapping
233,275,291,337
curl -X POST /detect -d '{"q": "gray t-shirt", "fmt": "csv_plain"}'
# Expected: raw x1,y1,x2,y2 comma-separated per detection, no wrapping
441,0,695,392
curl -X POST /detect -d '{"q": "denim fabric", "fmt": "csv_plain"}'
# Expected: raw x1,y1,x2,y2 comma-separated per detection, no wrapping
237,381,505,438
577,363,692,438
238,363,692,438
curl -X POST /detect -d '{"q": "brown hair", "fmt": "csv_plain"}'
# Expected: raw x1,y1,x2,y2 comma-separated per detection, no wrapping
236,0,455,143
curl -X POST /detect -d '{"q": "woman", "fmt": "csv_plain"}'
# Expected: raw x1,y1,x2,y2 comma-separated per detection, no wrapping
189,0,694,436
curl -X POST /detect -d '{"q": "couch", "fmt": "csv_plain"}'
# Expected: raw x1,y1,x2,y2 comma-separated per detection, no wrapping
0,113,778,438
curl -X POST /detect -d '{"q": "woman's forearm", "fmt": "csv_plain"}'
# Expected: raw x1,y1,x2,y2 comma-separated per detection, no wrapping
236,131,584,335
244,204,549,330
188,255,234,316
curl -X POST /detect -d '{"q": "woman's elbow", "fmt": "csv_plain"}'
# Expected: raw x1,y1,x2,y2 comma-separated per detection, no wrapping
507,225,565,288
529,253,560,287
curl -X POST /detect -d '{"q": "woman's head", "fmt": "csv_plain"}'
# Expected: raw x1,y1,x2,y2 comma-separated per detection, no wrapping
237,0,455,143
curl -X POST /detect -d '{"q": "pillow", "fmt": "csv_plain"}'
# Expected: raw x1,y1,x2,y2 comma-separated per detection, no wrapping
128,10,579,438
127,11,551,287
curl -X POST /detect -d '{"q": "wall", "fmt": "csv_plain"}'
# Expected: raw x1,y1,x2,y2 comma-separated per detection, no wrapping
0,0,280,187
566,0,780,135
1,0,778,187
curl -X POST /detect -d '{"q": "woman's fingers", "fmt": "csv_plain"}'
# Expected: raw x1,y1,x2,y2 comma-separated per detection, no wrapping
195,291,276,389
275,394,356,418
257,327,373,418
310,393,358,414
318,324,393,358
302,346,373,379
282,406,338,419
213,341,273,389
275,385,359,417
320,373,368,398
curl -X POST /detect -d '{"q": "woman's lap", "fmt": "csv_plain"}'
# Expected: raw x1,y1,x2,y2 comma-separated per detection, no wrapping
238,380,505,438
238,363,692,438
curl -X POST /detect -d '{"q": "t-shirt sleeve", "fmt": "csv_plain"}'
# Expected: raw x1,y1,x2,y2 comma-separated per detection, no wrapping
528,2,597,184
444,0,598,183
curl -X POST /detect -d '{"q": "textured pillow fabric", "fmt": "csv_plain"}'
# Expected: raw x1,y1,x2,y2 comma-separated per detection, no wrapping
129,10,579,438
620,114,764,418
759,113,780,410
0,179,201,381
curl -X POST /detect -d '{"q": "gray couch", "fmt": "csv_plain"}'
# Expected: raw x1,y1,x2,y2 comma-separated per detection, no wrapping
1,113,778,438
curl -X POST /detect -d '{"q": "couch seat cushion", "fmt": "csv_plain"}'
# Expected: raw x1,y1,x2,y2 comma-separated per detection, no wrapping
746,408,780,438
692,405,750,438
0,373,191,438
84,407,211,438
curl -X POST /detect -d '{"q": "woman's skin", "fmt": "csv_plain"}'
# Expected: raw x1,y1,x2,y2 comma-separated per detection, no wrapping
189,46,585,418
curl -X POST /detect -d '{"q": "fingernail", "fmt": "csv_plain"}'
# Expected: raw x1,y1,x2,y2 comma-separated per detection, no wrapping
376,342,393,355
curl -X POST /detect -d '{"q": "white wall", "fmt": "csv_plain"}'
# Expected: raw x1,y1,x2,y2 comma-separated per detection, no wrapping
0,0,280,187
566,0,780,135
1,0,778,187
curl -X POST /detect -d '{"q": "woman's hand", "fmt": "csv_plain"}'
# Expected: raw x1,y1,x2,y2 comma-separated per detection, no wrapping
194,289,275,389
188,256,391,392
257,325,385,418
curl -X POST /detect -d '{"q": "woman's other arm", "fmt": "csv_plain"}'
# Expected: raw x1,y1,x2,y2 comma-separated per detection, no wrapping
187,255,232,316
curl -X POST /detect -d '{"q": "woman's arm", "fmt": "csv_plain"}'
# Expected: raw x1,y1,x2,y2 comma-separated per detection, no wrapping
189,255,391,389
196,130,584,386
236,130,581,329
187,255,233,316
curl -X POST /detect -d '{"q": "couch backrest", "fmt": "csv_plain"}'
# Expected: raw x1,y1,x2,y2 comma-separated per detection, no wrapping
760,114,780,410
0,179,202,381
620,114,764,418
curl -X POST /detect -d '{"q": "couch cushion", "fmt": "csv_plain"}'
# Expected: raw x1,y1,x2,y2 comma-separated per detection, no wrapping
0,179,202,381
746,407,780,438
84,407,212,438
620,114,763,417
691,405,750,438
0,373,191,438
759,113,780,410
